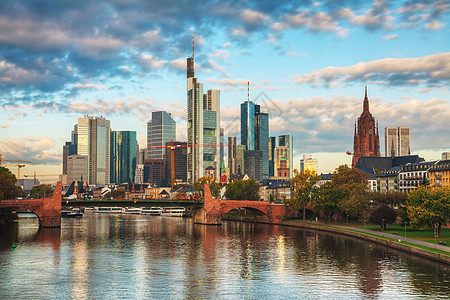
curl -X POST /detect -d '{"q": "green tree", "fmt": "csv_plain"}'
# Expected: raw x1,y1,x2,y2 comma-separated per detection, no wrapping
370,191,407,207
224,179,259,200
407,186,450,238
104,190,125,199
30,184,53,198
312,181,344,222
331,165,368,186
0,167,25,200
194,176,222,198
369,206,398,230
286,169,321,222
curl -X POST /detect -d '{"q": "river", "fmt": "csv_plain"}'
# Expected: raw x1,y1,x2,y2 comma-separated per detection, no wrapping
0,213,449,299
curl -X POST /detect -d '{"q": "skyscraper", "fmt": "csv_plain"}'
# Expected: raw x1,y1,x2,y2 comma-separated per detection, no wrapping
244,150,263,181
274,146,289,177
187,45,221,183
147,111,176,160
77,115,111,186
269,136,276,177
110,131,137,184
228,137,237,176
62,124,78,176
241,96,269,179
300,154,318,174
165,141,188,184
278,135,293,178
352,87,380,167
385,127,411,157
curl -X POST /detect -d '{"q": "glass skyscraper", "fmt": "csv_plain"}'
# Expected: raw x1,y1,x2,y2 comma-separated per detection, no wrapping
278,135,294,178
187,54,221,183
147,111,176,160
77,116,111,186
241,101,269,179
110,131,137,184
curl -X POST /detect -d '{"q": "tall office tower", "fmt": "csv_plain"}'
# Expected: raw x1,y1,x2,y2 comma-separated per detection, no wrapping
67,155,88,184
352,87,380,167
241,95,270,179
269,136,276,177
77,115,111,186
235,145,245,175
147,111,176,160
138,149,147,165
63,124,78,175
274,146,289,177
300,154,318,174
165,141,188,185
187,48,221,183
443,152,450,160
220,128,224,172
385,127,411,157
144,159,165,186
241,100,255,151
278,135,293,178
110,131,137,184
244,150,263,181
228,137,237,176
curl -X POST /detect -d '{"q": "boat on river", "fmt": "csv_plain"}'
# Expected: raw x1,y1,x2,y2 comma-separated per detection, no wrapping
122,207,141,214
161,207,186,217
97,207,122,214
62,207,83,218
141,207,163,215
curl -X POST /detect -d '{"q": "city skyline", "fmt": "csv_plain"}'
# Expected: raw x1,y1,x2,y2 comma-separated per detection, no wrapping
0,0,449,181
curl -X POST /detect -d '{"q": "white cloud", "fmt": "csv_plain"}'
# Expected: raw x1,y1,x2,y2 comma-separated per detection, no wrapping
210,49,230,61
169,58,186,71
293,52,450,87
75,83,106,90
424,20,445,30
0,136,60,164
139,54,165,70
240,9,270,26
0,124,9,128
382,34,398,40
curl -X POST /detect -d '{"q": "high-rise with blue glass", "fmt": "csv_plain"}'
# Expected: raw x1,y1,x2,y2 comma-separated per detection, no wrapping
147,111,176,160
110,131,137,184
241,101,269,179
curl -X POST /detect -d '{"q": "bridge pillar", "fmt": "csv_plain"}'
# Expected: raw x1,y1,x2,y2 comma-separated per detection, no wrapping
193,183,222,225
39,182,62,227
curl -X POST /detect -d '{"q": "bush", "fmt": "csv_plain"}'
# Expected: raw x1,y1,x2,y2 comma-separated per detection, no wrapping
369,206,398,230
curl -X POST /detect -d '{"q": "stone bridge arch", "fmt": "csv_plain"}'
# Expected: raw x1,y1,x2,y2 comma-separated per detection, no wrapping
0,182,62,227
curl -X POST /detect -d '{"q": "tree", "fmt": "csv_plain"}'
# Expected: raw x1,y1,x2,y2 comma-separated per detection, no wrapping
104,190,125,199
0,167,25,200
286,169,321,222
224,179,259,200
30,184,53,198
312,181,344,222
369,206,398,230
370,191,407,207
194,176,222,198
331,165,368,186
407,186,450,238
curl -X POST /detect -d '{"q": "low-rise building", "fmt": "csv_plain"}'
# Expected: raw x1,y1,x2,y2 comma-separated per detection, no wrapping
429,160,450,188
398,161,436,193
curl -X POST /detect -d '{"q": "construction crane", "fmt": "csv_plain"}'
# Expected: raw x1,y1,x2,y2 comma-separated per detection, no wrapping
24,172,61,185
0,154,31,166
148,140,226,189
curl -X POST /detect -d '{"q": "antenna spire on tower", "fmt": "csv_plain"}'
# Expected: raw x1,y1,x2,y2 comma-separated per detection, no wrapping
248,81,249,102
192,35,194,61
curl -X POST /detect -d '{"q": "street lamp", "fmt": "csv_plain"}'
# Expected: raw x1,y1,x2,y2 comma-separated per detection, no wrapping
382,218,385,231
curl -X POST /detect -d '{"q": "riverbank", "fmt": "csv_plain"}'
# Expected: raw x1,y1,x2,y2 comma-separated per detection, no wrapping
280,220,450,265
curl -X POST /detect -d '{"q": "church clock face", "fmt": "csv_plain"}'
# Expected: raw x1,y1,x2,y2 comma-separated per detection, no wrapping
369,129,373,134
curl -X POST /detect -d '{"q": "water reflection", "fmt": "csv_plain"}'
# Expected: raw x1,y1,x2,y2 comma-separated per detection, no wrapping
0,214,449,299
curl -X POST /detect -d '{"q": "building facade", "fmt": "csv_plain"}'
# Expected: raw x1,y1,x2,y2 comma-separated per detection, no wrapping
442,152,450,160
429,160,450,188
147,111,176,160
398,161,436,193
278,135,293,178
269,136,276,177
165,141,188,185
187,56,221,183
110,131,137,184
77,116,111,186
385,127,411,157
144,159,165,186
67,155,89,184
352,87,380,167
244,150,263,181
300,154,318,174
274,146,289,177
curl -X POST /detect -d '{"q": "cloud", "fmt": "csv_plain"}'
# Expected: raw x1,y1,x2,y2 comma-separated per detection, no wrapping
0,136,60,164
424,20,445,30
350,0,394,30
293,52,450,87
0,124,9,128
382,34,398,40
75,83,106,90
138,54,166,70
210,50,230,61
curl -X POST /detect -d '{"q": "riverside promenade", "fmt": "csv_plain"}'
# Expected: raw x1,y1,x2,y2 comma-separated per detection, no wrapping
282,220,450,264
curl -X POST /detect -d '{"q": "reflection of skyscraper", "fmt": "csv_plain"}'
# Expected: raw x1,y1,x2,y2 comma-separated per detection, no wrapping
278,135,293,178
77,116,110,186
187,50,220,183
385,127,411,157
147,111,176,160
110,131,137,184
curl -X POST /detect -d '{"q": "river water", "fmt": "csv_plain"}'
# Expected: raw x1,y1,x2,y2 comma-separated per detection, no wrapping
0,213,449,299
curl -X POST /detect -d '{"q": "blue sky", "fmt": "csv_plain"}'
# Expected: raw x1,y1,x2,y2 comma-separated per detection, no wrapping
0,0,449,181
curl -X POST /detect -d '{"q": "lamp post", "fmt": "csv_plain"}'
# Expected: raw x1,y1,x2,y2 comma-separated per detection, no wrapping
382,218,385,231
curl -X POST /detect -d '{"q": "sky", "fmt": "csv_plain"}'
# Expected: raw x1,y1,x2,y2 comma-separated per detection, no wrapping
0,0,449,183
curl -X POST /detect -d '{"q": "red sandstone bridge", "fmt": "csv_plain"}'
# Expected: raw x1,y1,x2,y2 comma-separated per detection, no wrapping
0,182,62,227
193,183,286,225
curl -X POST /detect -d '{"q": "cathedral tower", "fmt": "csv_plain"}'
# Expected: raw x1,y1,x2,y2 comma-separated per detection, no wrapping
352,87,380,167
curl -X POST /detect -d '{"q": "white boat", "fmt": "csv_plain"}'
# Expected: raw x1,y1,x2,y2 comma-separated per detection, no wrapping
97,207,122,213
84,207,97,213
141,207,163,215
162,207,186,217
122,207,141,214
